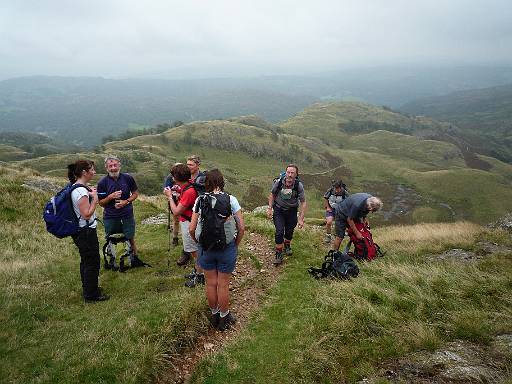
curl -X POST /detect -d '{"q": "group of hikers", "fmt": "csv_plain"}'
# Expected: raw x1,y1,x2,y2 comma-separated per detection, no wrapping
62,156,382,331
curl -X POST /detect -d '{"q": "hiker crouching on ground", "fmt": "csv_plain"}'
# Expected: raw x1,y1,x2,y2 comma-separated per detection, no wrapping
189,169,245,331
332,193,383,251
97,155,143,268
267,164,307,265
323,180,348,244
164,163,204,287
68,160,109,302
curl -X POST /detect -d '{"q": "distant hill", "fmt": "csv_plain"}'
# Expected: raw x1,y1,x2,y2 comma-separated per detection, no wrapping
401,84,512,163
0,76,315,147
2,67,512,147
0,131,81,161
281,101,501,171
14,103,512,224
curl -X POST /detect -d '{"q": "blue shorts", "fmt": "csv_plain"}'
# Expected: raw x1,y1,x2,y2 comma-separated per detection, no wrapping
198,240,237,273
104,217,136,239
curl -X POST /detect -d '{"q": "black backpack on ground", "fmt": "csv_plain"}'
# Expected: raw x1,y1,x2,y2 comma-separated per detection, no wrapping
198,192,232,252
308,250,359,280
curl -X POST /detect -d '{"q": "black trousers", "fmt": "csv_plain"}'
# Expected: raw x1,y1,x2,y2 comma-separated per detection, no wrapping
72,227,101,298
272,204,298,244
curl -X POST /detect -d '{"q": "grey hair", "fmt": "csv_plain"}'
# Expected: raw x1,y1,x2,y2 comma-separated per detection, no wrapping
367,196,383,211
104,155,121,165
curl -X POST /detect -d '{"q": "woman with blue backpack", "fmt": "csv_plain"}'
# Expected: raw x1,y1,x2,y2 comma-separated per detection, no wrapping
68,160,110,303
188,169,245,331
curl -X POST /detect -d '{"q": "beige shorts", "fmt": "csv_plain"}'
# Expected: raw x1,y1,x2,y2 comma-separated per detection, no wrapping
179,220,198,253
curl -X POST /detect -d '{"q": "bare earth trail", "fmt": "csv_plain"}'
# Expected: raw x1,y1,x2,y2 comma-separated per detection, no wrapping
157,231,282,383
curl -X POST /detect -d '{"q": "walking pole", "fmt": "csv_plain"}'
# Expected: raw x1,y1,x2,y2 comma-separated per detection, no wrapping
167,201,172,266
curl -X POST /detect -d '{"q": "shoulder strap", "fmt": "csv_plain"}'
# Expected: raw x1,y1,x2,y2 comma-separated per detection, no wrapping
276,176,284,191
182,183,194,193
293,179,300,192
216,192,232,216
68,183,94,226
70,183,90,192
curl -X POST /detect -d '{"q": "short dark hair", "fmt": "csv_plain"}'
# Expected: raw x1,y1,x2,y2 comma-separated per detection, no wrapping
205,169,224,192
67,160,95,183
171,163,191,182
333,180,344,189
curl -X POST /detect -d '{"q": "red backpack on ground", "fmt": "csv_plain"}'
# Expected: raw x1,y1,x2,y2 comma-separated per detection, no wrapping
346,222,385,261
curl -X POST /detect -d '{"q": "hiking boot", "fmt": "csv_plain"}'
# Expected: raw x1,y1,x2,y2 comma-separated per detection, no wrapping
84,294,110,303
273,250,284,265
284,243,293,256
184,273,204,288
177,251,191,266
217,311,237,331
172,237,179,246
209,312,220,328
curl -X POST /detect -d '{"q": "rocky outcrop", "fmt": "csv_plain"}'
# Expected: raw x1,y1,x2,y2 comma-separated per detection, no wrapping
488,213,512,233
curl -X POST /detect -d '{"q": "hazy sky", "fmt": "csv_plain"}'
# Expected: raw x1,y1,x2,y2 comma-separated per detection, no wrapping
1,0,511,79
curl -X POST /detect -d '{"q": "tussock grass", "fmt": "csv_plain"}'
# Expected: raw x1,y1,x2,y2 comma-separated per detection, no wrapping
190,219,512,383
375,221,482,255
0,168,210,383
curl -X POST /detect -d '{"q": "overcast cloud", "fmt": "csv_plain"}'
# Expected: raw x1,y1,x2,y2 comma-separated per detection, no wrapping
1,0,511,79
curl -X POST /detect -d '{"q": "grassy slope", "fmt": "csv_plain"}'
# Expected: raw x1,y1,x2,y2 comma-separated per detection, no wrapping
1,163,511,383
0,166,209,383
400,84,512,163
191,220,512,383
278,101,430,147
0,144,29,161
14,109,512,224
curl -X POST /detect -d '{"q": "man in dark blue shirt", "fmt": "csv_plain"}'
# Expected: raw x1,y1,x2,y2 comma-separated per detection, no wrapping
97,155,139,262
333,193,382,251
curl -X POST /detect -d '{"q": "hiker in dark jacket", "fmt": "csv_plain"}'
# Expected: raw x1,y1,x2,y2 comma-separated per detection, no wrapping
333,193,382,251
267,164,307,265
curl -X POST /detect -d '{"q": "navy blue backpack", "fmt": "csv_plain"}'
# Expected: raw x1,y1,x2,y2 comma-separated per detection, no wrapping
43,183,90,238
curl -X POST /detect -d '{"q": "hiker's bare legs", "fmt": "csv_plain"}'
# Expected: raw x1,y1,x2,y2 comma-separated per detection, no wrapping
333,236,342,251
204,270,230,312
204,269,218,309
217,272,231,313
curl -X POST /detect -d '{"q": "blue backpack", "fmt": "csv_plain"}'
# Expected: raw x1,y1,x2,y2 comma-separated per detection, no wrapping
43,183,91,238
